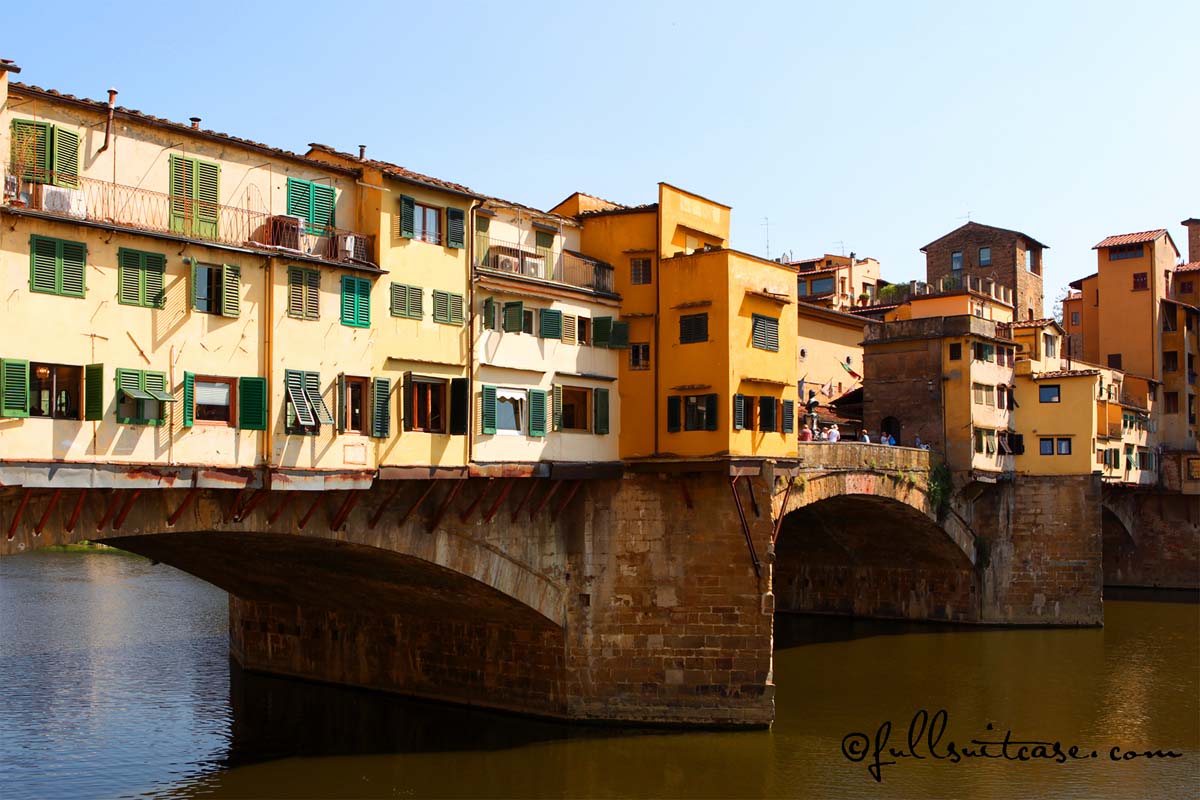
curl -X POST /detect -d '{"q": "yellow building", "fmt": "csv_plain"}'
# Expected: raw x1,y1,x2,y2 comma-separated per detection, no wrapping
554,185,798,459
791,253,882,310
796,302,865,405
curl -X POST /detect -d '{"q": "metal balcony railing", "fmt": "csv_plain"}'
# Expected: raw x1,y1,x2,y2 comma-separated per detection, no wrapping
474,235,614,294
4,165,374,266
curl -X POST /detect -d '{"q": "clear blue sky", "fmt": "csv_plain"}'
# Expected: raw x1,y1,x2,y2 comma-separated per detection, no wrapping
7,0,1197,307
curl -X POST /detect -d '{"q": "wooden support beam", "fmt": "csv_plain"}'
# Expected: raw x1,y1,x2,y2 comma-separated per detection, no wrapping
266,491,291,526
729,476,761,579
65,489,88,533
510,479,540,522
225,489,245,524
330,490,362,532
7,487,33,541
551,480,582,521
166,487,200,527
234,488,269,523
96,491,124,532
428,479,465,533
530,480,563,519
33,489,63,535
399,481,438,527
297,493,324,531
112,489,143,531
482,478,516,523
772,477,796,545
368,481,404,529
459,479,493,523
744,476,760,518
680,479,694,510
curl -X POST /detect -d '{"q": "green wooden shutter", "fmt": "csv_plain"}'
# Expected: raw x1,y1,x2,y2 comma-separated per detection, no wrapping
221,265,240,317
340,276,357,326
503,301,524,333
355,277,371,327
84,363,104,420
336,373,347,433
752,315,778,351
666,396,681,433
12,120,51,182
51,126,80,188
193,159,220,240
29,235,60,295
144,252,166,309
238,377,268,431
733,393,746,430
304,372,334,425
402,372,414,431
609,321,629,348
168,155,191,234
433,290,450,323
448,293,464,325
594,317,613,348
705,394,719,431
481,385,497,434
390,283,405,316
286,178,311,222
445,208,465,249
118,249,143,306
1,359,30,418
593,388,610,435
535,230,554,275
399,195,416,239
59,240,86,298
311,184,335,233
450,378,469,435
475,215,491,265
782,399,795,434
552,384,562,431
285,369,315,427
304,269,320,319
528,389,547,437
182,372,195,427
407,286,423,318
540,309,562,339
287,267,303,318
371,377,391,438
483,297,495,330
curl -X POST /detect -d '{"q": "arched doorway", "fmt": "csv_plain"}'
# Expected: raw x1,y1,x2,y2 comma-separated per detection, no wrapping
881,416,902,444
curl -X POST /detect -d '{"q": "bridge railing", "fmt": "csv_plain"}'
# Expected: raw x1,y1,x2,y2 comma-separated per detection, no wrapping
795,442,931,472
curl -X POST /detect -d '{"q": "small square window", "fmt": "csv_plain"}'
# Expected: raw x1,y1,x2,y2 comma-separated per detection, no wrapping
951,251,963,271
1039,385,1061,403
561,387,590,432
1132,272,1148,291
1039,438,1054,456
948,343,962,361
979,247,991,267
630,343,650,370
194,376,236,426
496,389,525,434
1057,438,1072,455
28,363,82,419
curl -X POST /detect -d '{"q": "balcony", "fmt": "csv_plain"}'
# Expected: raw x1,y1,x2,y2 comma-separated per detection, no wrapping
3,166,374,266
474,235,614,294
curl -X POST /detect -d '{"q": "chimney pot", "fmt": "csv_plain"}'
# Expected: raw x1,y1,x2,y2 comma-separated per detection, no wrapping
190,117,201,130
358,145,367,160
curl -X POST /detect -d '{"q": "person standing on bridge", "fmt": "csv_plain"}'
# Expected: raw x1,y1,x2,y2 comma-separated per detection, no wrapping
828,424,841,443
861,430,871,443
799,425,813,442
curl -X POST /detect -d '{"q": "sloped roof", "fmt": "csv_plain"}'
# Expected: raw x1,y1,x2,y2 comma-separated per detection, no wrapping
1175,262,1200,273
1092,229,1168,249
921,221,1049,252
1032,369,1101,379
1010,318,1060,329
307,143,478,198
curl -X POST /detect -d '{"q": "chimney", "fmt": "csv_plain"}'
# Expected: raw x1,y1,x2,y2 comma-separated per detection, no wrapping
359,145,367,161
189,117,201,130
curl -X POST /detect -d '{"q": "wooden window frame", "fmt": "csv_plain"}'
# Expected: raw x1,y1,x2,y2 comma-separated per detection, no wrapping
577,317,591,346
409,377,447,433
679,313,709,344
192,375,237,427
342,375,369,434
630,343,651,370
413,201,442,245
559,386,591,433
27,362,83,420
29,234,87,298
631,257,652,285
1039,385,1061,404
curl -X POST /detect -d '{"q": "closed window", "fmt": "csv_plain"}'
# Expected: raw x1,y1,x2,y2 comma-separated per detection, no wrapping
1181,281,1194,294
169,155,220,238
286,177,336,234
1109,244,1143,261
684,394,716,431
1039,385,1061,403
287,268,320,320
390,283,424,319
948,343,962,361
340,275,371,328
1057,438,1072,455
631,257,652,285
28,363,82,419
1107,353,1122,370
751,314,780,352
1164,351,1179,372
630,343,651,370
1071,311,1080,325
28,235,87,299
193,376,236,425
810,277,834,295
561,387,590,432
680,313,709,344
951,251,963,271
413,202,441,244
1132,272,1148,291
117,248,167,309
797,280,809,297
1039,438,1054,455
979,247,991,267
432,290,465,325
409,378,446,433
1164,392,1179,414
1042,334,1057,358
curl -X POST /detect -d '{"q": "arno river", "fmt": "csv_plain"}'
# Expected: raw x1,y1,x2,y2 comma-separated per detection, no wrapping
1,550,1196,799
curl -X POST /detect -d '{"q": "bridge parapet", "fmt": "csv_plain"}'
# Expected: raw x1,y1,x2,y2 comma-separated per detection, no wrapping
792,443,930,474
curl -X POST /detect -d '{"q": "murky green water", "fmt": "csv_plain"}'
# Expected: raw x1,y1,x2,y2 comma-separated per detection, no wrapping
1,550,1196,799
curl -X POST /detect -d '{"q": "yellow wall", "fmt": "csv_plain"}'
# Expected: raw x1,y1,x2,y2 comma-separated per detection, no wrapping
658,184,729,258
889,292,1014,323
1013,374,1098,475
797,305,864,400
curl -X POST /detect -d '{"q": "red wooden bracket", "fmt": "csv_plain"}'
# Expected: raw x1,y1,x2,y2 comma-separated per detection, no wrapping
167,487,200,527
96,491,124,532
7,487,33,541
112,489,143,531
730,476,761,578
551,480,582,521
530,480,563,519
33,489,63,535
234,488,269,523
680,479,694,510
267,491,291,526
330,490,362,532
482,479,515,523
225,489,245,524
65,489,89,534
297,493,324,531
399,481,439,527
743,476,760,518
368,482,404,529
510,479,540,522
772,477,797,545
459,479,493,523
428,479,465,533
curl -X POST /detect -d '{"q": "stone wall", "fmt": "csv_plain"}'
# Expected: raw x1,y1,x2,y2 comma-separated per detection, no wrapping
924,224,1044,320
1103,489,1199,589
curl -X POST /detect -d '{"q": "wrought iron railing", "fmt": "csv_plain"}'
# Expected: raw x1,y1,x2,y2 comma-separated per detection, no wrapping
474,235,614,294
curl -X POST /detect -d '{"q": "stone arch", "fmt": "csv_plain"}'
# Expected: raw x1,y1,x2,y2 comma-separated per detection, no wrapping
1101,506,1137,586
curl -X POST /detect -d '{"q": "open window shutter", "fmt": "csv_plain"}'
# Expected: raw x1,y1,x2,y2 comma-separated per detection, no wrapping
182,372,195,427
399,195,416,239
766,318,779,351
528,389,547,437
285,370,315,427
304,269,320,319
84,364,104,421
483,297,495,330
481,385,497,435
238,377,267,431
733,393,746,430
503,301,524,332
168,156,192,234
666,396,681,433
371,377,391,438
449,378,469,435
752,316,767,349
221,265,240,317
59,240,86,298
286,178,311,221
609,321,629,348
336,373,347,433
402,372,414,431
782,399,795,434
562,314,577,345
144,253,166,309
29,236,60,294
594,388,610,435
594,317,613,348
194,160,220,239
118,249,143,306
11,120,51,182
0,359,30,418
540,308,562,339
340,276,356,325
143,372,171,422
449,294,464,325
705,394,719,431
445,208,465,249
305,372,334,425
311,184,335,232
390,283,405,316
51,126,80,188
552,384,562,431
758,397,773,432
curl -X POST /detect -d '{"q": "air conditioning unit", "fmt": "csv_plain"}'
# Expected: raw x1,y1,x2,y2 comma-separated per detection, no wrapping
270,215,304,250
336,233,357,260
523,255,545,276
496,255,520,272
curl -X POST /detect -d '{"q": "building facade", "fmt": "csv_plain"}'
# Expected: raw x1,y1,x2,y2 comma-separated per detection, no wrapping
922,221,1047,322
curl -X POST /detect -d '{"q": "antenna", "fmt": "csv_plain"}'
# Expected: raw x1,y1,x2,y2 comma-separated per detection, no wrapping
833,240,845,256
762,217,770,259
957,210,972,222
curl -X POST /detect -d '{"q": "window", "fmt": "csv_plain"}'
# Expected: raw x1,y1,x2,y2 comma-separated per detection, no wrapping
972,383,990,405
190,376,236,426
340,375,369,434
1039,438,1055,455
287,267,320,320
1107,353,1122,370
683,394,717,431
1164,351,1179,372
751,314,780,352
1132,272,1148,291
189,262,240,317
758,396,779,432
1042,333,1057,358
169,155,220,239
630,343,651,370
1165,391,1179,414
117,248,167,309
495,388,525,434
561,314,578,344
577,317,591,346
1163,308,1178,332
522,309,534,335
1071,311,1080,326
391,283,424,319
997,386,1008,410
406,376,446,433
1039,385,1061,403
1109,244,1143,261
810,277,835,295
29,235,86,298
414,202,441,244
433,291,465,325
11,119,80,187
24,363,82,419
538,308,563,339
972,342,995,362
974,428,996,455
1181,281,1195,294
284,370,334,434
286,177,336,234
797,280,809,297
680,313,709,344
1057,438,1072,455
631,257,652,285
560,387,590,432
115,368,175,425
340,275,371,328
951,251,963,271
979,247,991,267
948,343,962,361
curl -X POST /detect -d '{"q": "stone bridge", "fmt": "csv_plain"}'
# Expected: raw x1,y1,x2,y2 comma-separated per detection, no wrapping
0,443,1106,726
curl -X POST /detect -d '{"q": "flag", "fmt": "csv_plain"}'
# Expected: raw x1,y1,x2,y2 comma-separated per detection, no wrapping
821,378,835,398
839,358,861,380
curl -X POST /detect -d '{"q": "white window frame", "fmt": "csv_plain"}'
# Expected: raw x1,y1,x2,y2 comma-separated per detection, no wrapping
495,387,526,436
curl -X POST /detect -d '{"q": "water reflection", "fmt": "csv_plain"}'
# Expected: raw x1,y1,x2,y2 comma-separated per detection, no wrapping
1,551,1197,800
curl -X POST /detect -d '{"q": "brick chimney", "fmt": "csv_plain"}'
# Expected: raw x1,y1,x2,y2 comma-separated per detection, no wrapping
1183,218,1199,263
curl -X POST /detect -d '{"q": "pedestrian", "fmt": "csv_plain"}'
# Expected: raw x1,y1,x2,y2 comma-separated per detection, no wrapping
861,430,871,443
828,423,841,443
885,432,896,446
914,434,923,449
799,425,812,442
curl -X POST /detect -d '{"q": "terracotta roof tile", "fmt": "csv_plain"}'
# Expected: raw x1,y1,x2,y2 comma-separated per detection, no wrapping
577,203,658,219
307,143,478,197
1033,369,1101,379
1176,262,1200,273
1093,229,1167,249
1010,318,1058,329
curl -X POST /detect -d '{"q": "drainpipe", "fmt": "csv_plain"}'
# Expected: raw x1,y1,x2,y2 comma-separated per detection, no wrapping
95,88,117,156
467,202,477,466
654,198,661,456
263,256,274,471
